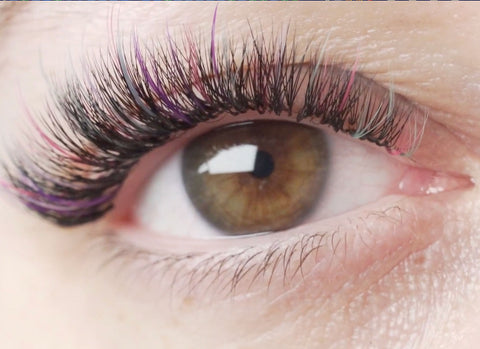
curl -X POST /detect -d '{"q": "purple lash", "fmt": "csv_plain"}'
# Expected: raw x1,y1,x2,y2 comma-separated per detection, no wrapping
210,6,219,76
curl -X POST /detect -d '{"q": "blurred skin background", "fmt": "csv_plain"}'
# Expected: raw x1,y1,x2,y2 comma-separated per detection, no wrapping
0,3,480,348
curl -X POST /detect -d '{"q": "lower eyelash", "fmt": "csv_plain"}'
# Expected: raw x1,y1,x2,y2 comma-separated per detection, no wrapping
3,13,426,226
100,229,331,298
97,205,407,300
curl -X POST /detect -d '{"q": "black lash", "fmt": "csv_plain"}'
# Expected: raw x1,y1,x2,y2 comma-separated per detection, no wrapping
4,24,424,226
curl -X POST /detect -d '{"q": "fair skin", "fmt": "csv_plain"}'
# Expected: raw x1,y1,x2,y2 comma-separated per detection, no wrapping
1,3,479,349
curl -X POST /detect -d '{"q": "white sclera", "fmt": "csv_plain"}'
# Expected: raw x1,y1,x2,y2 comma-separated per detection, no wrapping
137,127,404,238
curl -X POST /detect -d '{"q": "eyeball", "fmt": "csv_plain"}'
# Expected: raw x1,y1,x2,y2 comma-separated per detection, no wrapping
135,118,412,238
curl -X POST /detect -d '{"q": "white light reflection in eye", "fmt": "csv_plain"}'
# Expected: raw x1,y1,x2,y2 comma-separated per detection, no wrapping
197,144,258,175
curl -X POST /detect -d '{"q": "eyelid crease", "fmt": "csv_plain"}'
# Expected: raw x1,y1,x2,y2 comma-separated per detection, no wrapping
2,17,426,227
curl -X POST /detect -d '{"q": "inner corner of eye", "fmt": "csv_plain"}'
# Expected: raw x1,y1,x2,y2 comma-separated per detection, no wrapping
115,118,470,240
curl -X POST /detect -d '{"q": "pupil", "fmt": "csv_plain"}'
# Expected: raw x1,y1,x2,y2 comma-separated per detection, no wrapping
252,150,275,179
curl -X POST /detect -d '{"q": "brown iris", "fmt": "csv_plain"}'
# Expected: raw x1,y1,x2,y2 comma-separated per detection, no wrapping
182,120,328,235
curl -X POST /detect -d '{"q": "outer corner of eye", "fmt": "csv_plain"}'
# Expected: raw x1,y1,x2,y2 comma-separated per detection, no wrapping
107,117,474,242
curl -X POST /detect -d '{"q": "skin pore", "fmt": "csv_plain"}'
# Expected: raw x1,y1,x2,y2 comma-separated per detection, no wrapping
0,3,480,349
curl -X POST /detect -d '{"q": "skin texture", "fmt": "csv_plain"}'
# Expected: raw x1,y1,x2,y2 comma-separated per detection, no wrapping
0,3,480,349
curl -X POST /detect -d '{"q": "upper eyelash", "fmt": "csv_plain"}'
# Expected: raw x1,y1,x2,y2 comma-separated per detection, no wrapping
3,18,426,227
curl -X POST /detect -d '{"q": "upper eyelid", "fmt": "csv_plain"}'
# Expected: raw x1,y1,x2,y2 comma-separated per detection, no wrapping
2,25,426,227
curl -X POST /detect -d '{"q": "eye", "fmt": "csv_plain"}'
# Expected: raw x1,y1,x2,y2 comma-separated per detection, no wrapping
3,16,474,302
127,117,406,238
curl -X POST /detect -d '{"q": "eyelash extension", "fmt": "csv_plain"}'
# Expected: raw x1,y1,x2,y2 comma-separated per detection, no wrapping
3,14,426,227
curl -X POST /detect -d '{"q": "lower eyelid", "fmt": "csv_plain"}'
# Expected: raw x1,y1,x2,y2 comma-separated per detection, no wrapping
101,193,447,302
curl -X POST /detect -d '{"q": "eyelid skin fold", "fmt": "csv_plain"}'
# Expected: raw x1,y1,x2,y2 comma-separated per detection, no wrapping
1,19,431,227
